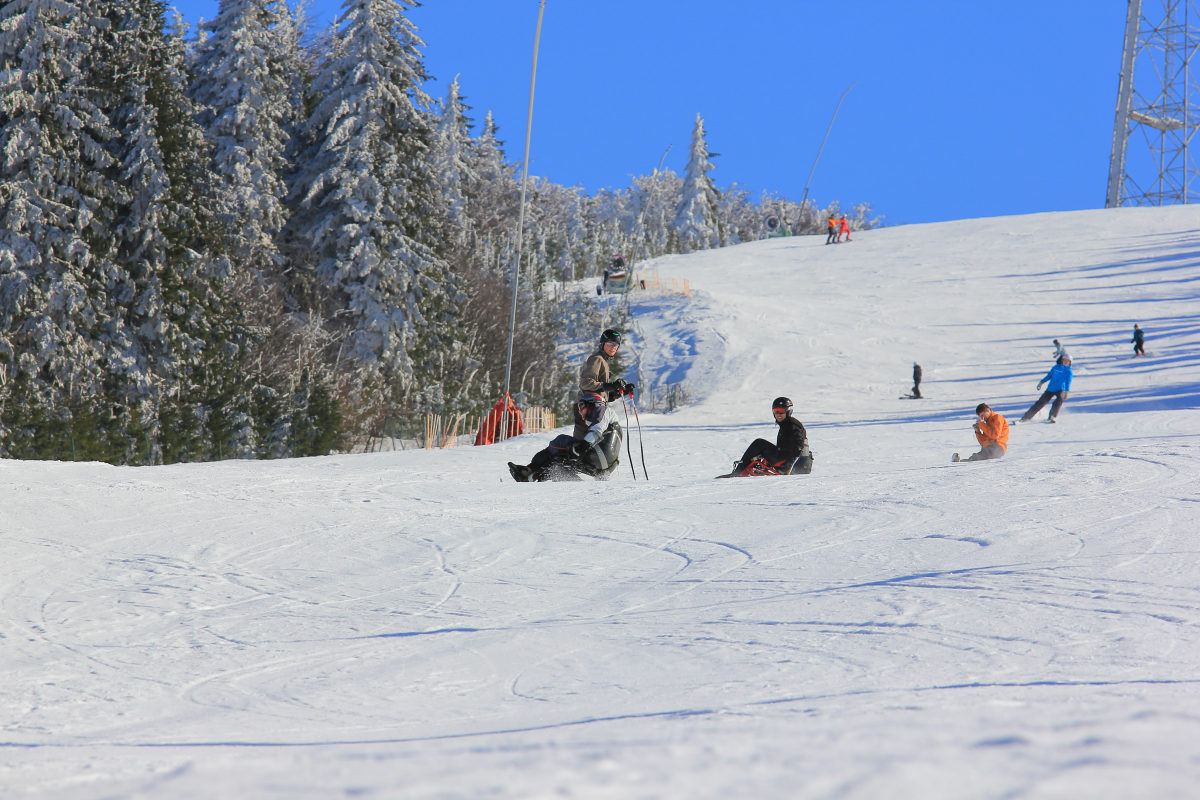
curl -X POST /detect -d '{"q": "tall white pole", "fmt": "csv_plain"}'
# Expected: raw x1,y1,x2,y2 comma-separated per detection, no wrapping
500,0,545,441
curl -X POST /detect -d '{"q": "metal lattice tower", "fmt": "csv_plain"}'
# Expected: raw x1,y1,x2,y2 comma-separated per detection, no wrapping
1106,0,1200,207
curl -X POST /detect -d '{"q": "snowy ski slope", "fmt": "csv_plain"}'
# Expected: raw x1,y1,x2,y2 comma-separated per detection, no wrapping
3,206,1200,799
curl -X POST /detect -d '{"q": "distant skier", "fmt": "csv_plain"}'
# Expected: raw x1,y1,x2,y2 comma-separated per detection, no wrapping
911,362,923,398
718,397,813,477
1052,339,1069,362
1131,324,1146,357
1019,356,1073,423
826,214,838,244
838,214,851,242
953,403,1009,462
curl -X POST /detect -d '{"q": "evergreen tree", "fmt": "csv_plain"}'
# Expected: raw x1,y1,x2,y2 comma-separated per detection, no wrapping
463,111,520,271
627,168,683,258
86,0,185,460
190,0,293,276
287,0,460,433
0,0,128,458
673,113,720,252
432,75,473,247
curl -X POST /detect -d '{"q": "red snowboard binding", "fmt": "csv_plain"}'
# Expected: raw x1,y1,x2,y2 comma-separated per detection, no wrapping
717,456,788,478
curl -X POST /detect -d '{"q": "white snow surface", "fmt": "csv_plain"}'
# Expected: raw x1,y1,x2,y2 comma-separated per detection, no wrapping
5,207,1200,799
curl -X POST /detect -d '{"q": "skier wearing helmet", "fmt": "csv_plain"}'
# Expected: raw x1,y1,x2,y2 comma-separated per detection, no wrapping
580,329,635,402
507,329,632,482
719,397,813,477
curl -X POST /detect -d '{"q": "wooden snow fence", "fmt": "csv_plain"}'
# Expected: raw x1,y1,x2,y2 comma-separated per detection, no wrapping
424,405,557,450
637,269,691,297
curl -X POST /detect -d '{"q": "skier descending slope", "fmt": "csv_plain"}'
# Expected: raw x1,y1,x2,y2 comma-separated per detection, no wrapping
1018,356,1073,424
717,397,814,478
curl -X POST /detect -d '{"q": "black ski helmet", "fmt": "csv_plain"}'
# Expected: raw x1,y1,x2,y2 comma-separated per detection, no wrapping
600,329,622,346
771,396,793,416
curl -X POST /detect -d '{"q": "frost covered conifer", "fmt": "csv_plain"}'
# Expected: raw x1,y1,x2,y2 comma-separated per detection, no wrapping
190,0,293,275
461,111,519,274
0,0,129,457
287,0,458,423
432,76,473,243
629,168,683,258
673,113,720,252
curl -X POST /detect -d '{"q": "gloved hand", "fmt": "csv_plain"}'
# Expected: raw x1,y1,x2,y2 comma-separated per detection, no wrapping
614,378,632,395
1037,382,1044,390
622,381,636,396
570,440,586,458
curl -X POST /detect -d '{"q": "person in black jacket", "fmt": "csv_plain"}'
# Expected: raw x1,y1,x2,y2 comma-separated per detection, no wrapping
720,397,813,476
1131,324,1146,357
911,362,923,398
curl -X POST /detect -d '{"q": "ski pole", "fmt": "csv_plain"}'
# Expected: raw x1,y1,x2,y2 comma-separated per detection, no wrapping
620,394,637,480
629,395,649,480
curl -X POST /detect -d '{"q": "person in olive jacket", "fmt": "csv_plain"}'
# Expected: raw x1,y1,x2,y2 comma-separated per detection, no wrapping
579,328,634,402
720,396,813,476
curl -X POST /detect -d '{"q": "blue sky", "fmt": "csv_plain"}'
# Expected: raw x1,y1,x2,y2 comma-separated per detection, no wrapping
171,1,1128,226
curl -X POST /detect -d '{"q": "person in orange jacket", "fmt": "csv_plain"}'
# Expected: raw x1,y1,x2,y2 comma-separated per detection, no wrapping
838,214,851,242
953,402,1009,462
825,214,839,245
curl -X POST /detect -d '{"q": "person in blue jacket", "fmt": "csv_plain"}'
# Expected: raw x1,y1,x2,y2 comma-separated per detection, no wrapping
1019,356,1073,423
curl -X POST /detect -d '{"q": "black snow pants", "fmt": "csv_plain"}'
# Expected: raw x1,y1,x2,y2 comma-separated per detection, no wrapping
735,439,813,474
1021,390,1067,422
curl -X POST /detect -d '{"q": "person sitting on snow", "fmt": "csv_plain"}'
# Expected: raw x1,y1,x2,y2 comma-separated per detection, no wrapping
509,390,624,482
954,403,1009,462
719,396,813,477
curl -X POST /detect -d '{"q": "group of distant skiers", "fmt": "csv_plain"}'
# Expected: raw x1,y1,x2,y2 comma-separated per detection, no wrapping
825,214,851,244
952,325,1146,463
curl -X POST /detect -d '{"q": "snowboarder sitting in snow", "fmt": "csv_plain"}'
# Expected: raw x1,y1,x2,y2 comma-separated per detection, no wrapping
508,391,624,482
719,396,813,477
954,403,1009,462
1019,356,1073,423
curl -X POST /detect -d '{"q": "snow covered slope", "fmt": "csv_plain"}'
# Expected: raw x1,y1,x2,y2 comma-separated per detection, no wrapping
4,207,1200,799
